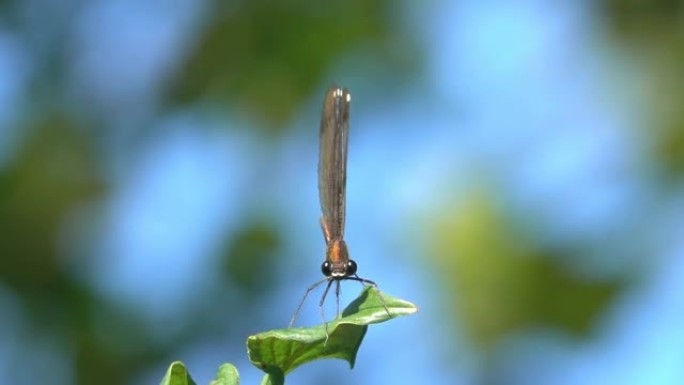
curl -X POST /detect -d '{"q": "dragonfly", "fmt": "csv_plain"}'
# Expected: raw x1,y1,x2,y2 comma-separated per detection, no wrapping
289,85,384,328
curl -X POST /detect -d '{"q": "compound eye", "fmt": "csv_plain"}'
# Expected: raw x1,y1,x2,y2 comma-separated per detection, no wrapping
321,261,333,277
346,260,358,275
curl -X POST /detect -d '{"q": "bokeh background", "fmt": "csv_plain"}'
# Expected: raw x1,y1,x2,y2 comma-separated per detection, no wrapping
2,0,684,384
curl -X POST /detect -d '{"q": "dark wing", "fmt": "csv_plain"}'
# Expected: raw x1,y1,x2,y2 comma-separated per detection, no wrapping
318,85,350,243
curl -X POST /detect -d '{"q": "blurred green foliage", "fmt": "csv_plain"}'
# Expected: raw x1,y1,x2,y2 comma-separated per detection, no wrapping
170,0,407,131
222,221,281,295
601,0,684,178
427,184,622,349
0,116,102,291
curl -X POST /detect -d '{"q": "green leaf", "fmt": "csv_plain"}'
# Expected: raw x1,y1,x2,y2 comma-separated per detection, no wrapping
209,363,240,385
247,286,417,378
159,361,196,385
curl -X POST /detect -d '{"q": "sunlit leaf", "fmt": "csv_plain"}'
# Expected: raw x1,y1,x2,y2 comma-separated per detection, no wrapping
159,361,196,385
247,286,417,379
209,363,239,385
